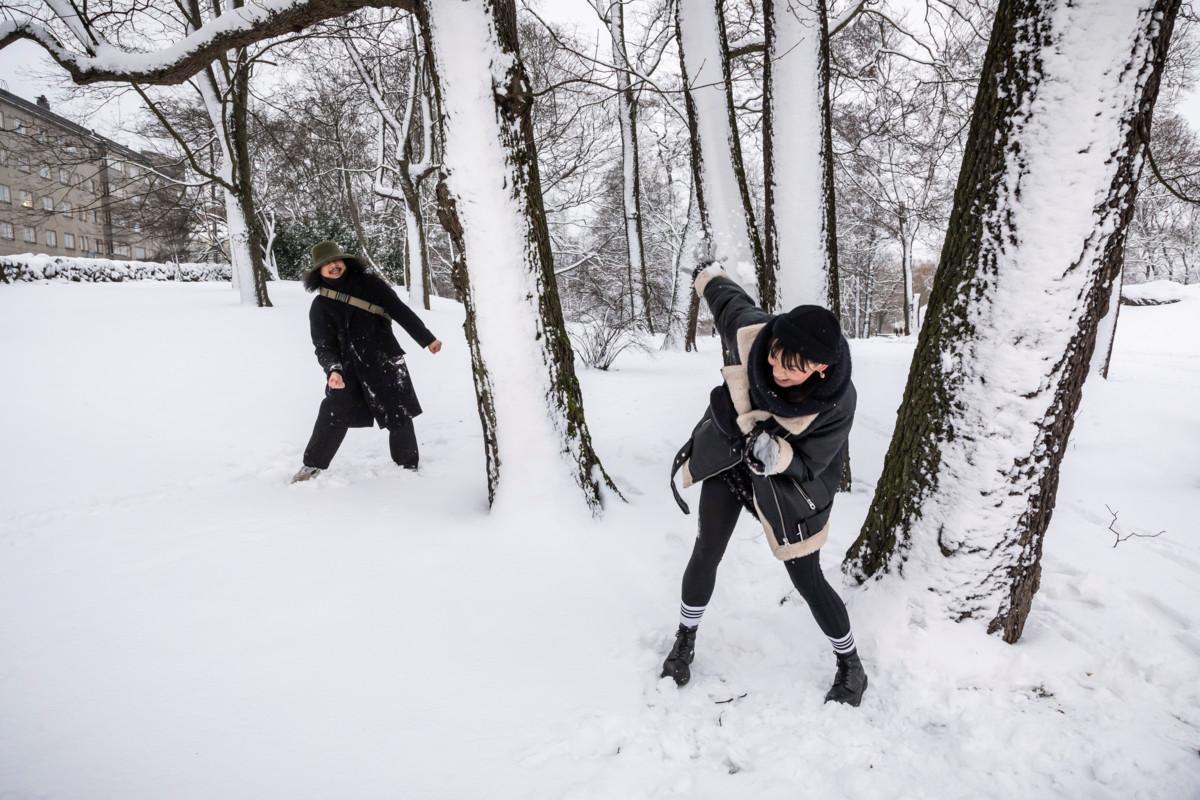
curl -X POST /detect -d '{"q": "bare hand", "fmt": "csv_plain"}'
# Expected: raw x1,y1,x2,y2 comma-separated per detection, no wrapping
428,340,443,354
328,372,345,389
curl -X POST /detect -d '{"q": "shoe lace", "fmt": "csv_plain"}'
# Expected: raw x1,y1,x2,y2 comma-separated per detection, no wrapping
671,628,694,658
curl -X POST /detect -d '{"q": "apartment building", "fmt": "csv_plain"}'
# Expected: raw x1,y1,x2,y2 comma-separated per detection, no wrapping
0,89,179,261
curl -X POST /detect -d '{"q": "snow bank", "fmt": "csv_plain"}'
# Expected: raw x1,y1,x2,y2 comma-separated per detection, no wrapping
0,253,231,283
1121,278,1187,305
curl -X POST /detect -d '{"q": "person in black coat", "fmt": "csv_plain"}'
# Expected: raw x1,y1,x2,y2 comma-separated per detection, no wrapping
664,262,868,706
291,240,442,482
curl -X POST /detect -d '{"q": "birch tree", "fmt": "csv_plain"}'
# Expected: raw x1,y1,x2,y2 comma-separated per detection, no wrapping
844,0,1181,642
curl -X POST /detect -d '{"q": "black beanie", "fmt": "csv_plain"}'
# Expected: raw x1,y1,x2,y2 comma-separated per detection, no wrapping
772,305,842,365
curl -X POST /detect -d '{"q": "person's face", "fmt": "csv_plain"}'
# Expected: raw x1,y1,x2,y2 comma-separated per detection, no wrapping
320,259,346,280
767,349,828,388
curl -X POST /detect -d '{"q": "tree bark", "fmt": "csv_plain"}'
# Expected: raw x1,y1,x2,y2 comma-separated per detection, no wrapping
608,0,653,332
419,0,616,511
762,0,840,312
676,0,766,297
843,0,1180,643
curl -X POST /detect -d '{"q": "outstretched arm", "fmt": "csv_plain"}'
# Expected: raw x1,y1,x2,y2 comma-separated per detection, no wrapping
369,275,437,349
694,264,770,361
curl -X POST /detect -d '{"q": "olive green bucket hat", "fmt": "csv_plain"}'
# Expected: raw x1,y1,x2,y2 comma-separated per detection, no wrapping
310,240,356,271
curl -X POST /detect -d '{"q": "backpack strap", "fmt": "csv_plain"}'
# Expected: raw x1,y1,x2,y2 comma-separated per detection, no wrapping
318,288,391,320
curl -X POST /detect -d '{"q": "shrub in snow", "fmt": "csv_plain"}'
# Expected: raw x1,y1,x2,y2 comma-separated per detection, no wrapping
1121,280,1186,306
569,309,645,371
0,254,232,284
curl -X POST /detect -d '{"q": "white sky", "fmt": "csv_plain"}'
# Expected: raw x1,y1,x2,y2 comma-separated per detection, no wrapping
3,4,1200,157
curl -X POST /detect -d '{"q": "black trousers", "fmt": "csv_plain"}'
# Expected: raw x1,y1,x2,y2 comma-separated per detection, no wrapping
681,476,851,640
302,409,418,470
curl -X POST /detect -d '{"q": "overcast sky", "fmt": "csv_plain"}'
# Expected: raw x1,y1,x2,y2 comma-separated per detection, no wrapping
3,4,1200,152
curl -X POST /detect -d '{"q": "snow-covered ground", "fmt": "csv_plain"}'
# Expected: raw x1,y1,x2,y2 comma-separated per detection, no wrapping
1,280,1197,798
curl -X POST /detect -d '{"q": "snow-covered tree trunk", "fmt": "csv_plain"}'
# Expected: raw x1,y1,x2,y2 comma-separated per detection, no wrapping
607,0,653,332
844,0,1180,643
420,0,615,511
763,0,839,312
662,182,702,351
675,0,765,297
198,49,271,307
260,209,280,280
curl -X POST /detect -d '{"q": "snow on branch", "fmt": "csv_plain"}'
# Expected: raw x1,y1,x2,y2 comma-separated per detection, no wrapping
1,0,412,86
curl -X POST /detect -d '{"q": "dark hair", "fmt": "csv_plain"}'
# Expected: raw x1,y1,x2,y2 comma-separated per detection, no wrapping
303,256,364,292
768,337,823,372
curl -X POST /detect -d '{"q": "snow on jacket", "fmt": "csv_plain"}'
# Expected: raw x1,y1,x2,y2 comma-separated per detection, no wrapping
670,266,856,560
305,264,436,430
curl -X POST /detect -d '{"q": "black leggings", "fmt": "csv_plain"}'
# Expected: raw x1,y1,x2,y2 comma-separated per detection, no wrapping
681,476,851,640
302,411,418,469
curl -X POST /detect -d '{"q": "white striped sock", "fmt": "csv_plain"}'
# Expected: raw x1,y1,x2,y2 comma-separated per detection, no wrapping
828,630,856,655
679,602,706,629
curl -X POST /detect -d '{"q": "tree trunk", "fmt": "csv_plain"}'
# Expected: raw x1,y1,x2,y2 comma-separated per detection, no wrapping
676,0,766,297
663,181,701,350
609,0,653,332
1092,268,1123,379
899,202,913,336
762,0,839,312
844,0,1179,643
419,0,616,512
399,165,431,310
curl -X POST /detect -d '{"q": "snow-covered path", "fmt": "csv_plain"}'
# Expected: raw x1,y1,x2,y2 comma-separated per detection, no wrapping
1,281,1197,798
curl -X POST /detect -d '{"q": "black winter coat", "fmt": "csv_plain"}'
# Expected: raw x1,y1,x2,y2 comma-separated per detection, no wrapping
670,269,856,561
306,265,437,430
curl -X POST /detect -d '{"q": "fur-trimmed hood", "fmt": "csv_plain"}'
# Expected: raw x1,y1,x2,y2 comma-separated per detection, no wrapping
303,256,367,292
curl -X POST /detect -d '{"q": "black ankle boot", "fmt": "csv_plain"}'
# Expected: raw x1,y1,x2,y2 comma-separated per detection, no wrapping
661,624,697,686
824,651,868,706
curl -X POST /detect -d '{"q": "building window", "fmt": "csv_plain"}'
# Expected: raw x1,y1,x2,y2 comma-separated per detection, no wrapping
41,196,53,212
112,161,124,175
133,245,146,259
128,164,140,178
85,179,96,194
59,201,71,218
0,148,7,165
114,242,130,257
0,222,12,240
15,120,28,135
59,168,71,184
19,190,33,208
45,230,57,247
38,164,50,179
91,209,99,223
22,227,36,243
0,184,9,204
17,156,30,173
64,232,75,249
80,235,89,252
133,221,141,233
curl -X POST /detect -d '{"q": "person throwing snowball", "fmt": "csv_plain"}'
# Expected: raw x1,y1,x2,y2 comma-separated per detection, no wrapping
291,240,442,483
666,261,867,706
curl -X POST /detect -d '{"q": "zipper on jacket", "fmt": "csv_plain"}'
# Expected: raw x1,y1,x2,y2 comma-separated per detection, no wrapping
789,477,817,511
768,480,792,542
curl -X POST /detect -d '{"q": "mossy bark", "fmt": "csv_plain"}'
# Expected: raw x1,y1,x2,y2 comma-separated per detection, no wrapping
843,0,1179,642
